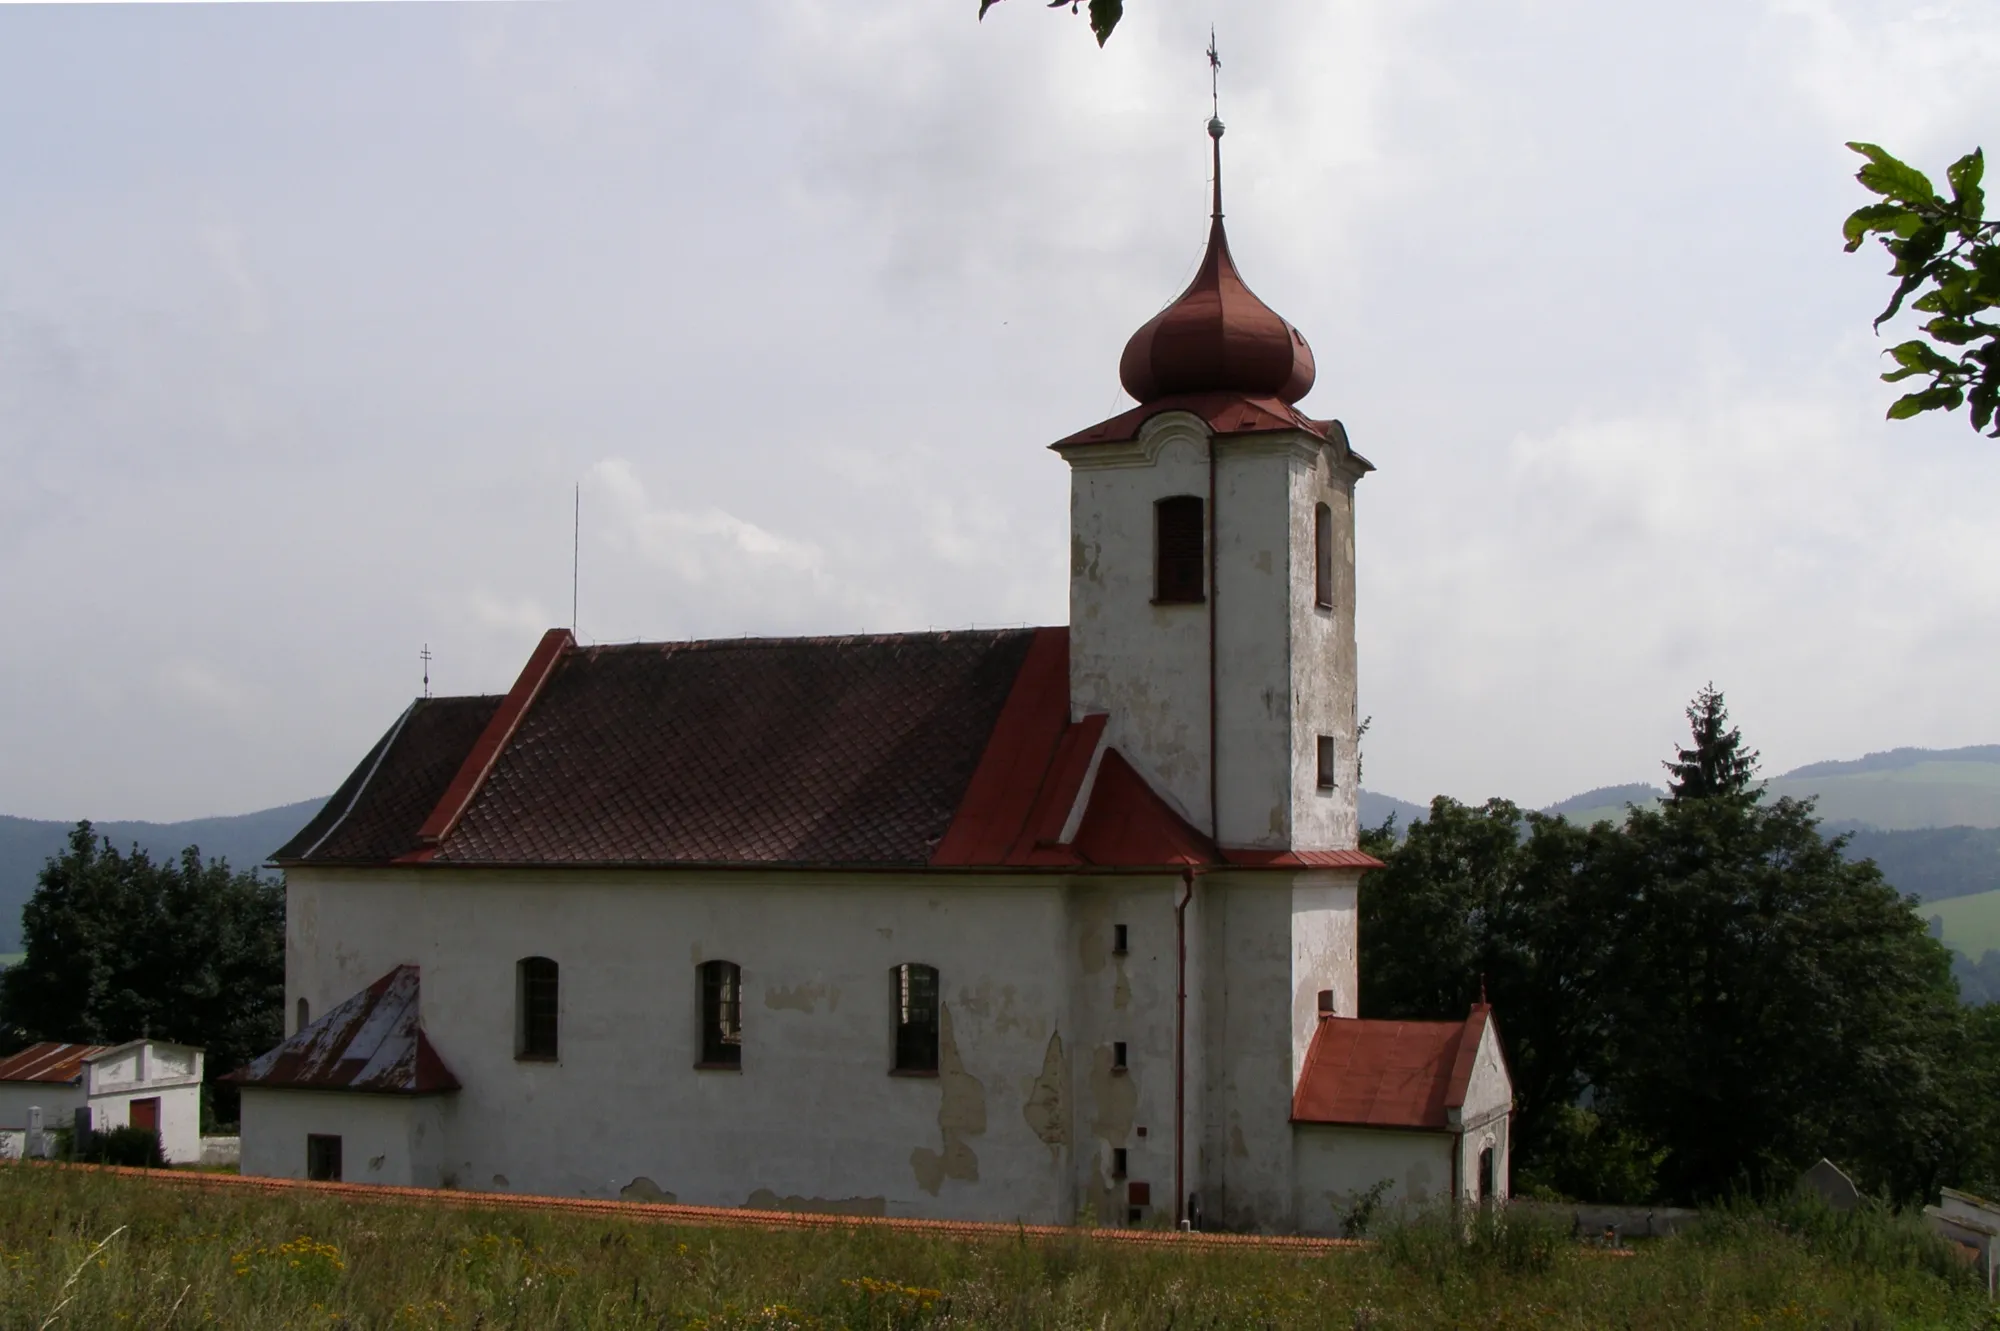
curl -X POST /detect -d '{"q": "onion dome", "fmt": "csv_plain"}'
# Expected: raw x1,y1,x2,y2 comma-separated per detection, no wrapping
1117,118,1316,406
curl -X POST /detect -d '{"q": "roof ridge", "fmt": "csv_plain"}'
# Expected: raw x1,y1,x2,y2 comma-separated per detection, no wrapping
580,627,1051,654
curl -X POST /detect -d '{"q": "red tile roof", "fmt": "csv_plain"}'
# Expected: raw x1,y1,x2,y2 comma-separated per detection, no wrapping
1291,1006,1495,1131
225,966,459,1095
276,625,1385,875
0,1042,105,1085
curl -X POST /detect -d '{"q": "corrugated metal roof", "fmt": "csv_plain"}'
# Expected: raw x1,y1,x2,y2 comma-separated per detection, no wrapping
0,1042,105,1085
225,966,458,1095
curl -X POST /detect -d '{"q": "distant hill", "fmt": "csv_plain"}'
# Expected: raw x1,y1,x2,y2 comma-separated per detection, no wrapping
1358,789,1426,832
0,800,325,953
1764,747,2000,831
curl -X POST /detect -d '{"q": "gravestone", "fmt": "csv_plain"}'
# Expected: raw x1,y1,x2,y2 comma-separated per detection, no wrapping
1798,1158,1860,1212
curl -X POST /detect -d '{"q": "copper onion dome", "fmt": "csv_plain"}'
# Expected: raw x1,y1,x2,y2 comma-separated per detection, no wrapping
1118,117,1316,406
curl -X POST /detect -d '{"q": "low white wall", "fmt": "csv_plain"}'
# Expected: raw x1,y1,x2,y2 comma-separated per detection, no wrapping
0,1084,83,1132
1292,1124,1454,1235
200,1136,242,1168
241,1089,445,1187
88,1083,203,1164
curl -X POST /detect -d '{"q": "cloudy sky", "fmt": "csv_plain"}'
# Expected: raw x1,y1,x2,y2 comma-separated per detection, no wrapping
3,0,1998,822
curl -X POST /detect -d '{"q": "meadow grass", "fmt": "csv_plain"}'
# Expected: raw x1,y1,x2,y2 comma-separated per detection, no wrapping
0,1165,1990,1329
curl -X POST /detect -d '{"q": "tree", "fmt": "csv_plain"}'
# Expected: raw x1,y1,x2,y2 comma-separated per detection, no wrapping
1663,683,1760,805
1359,798,1621,1193
1844,143,2000,436
977,0,1123,46
0,823,284,1126
1358,686,1984,1205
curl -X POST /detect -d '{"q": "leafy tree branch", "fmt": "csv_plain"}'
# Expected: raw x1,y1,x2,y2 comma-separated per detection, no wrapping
977,0,1123,47
1844,143,2000,436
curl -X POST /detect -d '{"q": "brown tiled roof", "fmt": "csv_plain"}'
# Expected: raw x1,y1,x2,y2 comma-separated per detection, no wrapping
225,965,458,1095
275,695,503,863
278,625,1388,874
1291,1005,1498,1130
0,1042,104,1085
438,631,1036,866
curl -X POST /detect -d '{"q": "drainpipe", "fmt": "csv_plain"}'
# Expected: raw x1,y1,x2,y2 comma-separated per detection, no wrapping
1175,866,1196,1229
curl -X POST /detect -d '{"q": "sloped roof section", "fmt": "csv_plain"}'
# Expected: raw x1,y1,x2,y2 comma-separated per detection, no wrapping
275,696,503,863
0,1042,105,1085
225,965,458,1095
437,630,1037,866
1292,1006,1496,1130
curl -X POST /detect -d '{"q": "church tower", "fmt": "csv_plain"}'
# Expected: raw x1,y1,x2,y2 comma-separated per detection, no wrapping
1053,114,1371,852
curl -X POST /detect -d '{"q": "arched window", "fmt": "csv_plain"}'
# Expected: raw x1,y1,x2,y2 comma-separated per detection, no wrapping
296,997,310,1033
1314,502,1334,609
891,963,940,1074
699,960,743,1068
1154,496,1206,604
516,956,559,1061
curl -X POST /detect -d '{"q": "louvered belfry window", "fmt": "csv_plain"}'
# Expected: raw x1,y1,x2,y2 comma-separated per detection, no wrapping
893,963,940,1074
700,960,743,1068
1155,495,1206,603
1315,502,1334,609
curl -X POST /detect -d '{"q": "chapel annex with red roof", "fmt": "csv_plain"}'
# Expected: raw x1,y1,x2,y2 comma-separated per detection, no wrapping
235,113,1512,1233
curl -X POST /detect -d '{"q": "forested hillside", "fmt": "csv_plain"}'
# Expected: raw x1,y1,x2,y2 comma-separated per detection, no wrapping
0,801,323,952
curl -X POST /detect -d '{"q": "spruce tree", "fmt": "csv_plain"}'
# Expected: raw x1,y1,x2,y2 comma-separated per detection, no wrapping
1664,683,1761,804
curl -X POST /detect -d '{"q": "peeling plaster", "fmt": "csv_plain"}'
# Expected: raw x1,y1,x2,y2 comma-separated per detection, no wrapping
746,1189,886,1217
1022,1031,1068,1151
764,980,838,1013
1087,1045,1137,1147
620,1176,674,1203
911,1004,986,1195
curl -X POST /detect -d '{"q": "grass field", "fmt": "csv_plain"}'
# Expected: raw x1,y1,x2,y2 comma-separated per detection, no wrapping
0,1166,1989,1329
1928,889,2000,959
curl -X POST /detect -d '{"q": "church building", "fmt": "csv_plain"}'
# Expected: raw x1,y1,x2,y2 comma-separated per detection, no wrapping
233,117,1512,1233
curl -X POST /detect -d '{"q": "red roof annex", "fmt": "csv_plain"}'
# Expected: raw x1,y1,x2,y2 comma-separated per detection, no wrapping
1291,1006,1497,1131
225,966,458,1096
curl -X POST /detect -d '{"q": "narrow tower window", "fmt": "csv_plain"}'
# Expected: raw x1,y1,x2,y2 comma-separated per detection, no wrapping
516,956,559,1061
699,960,743,1068
1314,502,1334,609
1155,496,1206,604
295,997,310,1033
1113,924,1129,955
891,963,940,1074
1317,736,1337,790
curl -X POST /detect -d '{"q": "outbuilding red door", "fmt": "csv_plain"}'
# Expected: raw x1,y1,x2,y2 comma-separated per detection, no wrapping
129,1098,160,1133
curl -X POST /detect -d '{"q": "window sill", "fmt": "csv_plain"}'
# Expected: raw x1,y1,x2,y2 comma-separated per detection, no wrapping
1314,600,1335,612
1149,598,1206,607
889,1068,939,1079
693,1061,742,1072
515,1054,559,1064
1110,1066,1129,1076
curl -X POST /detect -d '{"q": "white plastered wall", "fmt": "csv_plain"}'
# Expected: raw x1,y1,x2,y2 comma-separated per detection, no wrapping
1292,1126,1454,1234
1290,872,1361,1079
285,867,1100,1221
84,1042,204,1163
1065,414,1216,832
0,1085,83,1131
1450,1020,1514,1203
241,1088,447,1187
1289,444,1364,851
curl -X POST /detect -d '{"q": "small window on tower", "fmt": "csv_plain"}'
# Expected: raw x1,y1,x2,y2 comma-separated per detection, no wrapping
1314,502,1334,609
1113,924,1129,955
1155,496,1206,604
699,960,743,1068
892,963,940,1075
296,997,310,1033
1317,736,1337,790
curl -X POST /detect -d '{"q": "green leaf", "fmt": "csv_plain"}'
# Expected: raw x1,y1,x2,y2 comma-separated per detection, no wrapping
1923,317,1982,346
1947,148,1986,222
1843,202,1914,251
1887,340,1957,374
1887,391,1936,419
1088,0,1121,43
1849,142,1937,202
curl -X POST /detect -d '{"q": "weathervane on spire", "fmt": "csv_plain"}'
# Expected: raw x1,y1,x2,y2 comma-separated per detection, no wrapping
1206,28,1225,220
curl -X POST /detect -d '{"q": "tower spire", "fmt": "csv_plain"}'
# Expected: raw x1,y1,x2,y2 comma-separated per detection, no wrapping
1207,29,1224,221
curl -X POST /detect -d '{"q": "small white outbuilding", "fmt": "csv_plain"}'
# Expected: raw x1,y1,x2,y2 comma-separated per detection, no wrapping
0,1039,204,1163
